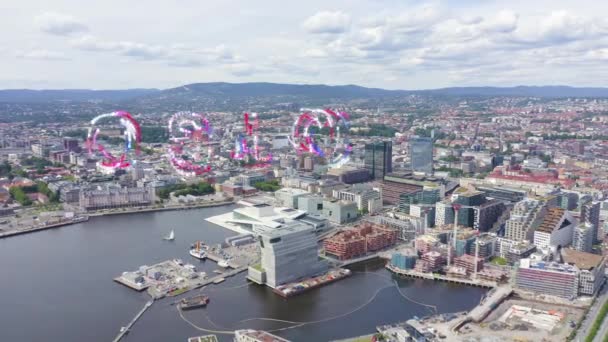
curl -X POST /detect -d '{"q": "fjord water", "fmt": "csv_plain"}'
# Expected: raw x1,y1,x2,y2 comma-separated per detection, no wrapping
0,206,485,342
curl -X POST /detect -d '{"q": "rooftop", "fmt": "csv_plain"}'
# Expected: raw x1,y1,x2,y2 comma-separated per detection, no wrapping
536,207,567,233
561,248,604,271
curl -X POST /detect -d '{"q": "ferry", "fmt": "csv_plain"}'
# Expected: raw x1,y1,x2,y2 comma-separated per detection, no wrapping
189,241,207,259
178,295,210,310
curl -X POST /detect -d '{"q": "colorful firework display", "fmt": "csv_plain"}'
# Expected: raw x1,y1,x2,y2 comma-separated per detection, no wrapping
288,108,352,168
167,111,214,176
231,112,272,166
86,111,141,169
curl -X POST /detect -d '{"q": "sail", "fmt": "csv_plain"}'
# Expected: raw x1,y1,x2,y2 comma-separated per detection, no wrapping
169,230,175,240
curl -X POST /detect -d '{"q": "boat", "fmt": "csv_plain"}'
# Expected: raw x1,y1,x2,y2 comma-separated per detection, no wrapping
189,241,207,259
163,229,175,241
217,260,229,268
178,295,210,310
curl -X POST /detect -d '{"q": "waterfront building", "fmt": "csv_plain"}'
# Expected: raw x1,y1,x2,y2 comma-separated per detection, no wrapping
415,235,439,254
78,184,155,211
248,221,327,288
364,141,392,180
420,251,444,271
516,259,579,299
533,207,576,251
220,202,328,234
323,222,398,260
234,329,291,342
454,254,483,275
365,215,417,241
391,252,417,270
409,137,433,175
322,199,358,224
474,233,498,260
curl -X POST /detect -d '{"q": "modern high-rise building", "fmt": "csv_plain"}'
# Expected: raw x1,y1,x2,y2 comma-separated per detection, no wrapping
248,221,327,288
516,259,579,299
453,191,486,228
409,137,433,175
573,222,594,253
364,141,392,180
580,199,600,243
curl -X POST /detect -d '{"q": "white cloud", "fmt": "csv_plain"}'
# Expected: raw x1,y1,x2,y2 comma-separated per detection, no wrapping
35,12,88,36
3,0,608,89
302,11,350,34
16,49,69,61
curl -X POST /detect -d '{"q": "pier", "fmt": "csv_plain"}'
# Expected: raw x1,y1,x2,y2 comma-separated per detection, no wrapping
112,299,154,342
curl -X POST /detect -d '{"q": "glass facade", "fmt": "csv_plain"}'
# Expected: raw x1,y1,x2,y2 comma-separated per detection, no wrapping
409,137,433,175
364,141,392,180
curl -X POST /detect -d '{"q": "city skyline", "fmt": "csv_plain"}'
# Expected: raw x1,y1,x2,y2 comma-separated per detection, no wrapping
3,0,608,89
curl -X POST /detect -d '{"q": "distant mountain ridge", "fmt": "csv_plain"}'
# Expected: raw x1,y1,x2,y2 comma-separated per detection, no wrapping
2,83,608,102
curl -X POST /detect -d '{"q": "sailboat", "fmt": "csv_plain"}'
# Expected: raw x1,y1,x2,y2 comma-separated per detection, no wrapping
163,229,175,241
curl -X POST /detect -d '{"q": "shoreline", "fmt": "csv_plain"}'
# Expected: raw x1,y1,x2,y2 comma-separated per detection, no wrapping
0,200,235,239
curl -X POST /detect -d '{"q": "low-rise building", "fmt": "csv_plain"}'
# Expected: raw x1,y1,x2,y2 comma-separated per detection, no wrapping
516,259,579,299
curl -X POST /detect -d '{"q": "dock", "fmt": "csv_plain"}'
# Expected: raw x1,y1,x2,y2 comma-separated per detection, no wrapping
112,299,154,342
386,264,497,288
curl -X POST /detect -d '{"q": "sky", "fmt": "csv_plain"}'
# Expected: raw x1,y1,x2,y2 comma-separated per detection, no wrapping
1,0,608,90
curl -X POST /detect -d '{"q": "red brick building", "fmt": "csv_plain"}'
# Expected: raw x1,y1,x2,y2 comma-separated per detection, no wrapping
323,222,398,260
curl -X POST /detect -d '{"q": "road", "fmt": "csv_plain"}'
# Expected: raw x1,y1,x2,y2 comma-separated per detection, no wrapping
575,278,608,342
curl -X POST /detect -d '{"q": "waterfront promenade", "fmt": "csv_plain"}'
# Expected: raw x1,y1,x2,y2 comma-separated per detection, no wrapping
0,200,234,239
385,264,497,288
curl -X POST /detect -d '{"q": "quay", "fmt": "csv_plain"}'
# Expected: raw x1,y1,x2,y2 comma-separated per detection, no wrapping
0,216,89,239
386,264,497,288
112,299,154,342
87,200,234,217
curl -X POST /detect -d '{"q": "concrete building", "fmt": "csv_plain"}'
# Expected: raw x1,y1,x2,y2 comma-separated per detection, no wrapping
297,194,324,215
435,200,455,226
248,221,327,288
332,183,382,213
516,259,579,299
274,188,309,209
533,208,576,251
580,199,600,243
409,137,433,175
558,192,579,211
505,199,546,242
572,222,594,253
476,199,506,232
561,248,606,296
325,166,370,184
322,199,358,224
364,141,392,180
78,184,155,211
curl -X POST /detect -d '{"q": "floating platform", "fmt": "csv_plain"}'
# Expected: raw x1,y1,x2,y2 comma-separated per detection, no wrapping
273,268,351,298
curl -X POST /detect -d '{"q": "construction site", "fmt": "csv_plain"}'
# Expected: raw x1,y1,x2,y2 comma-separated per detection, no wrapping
410,297,584,341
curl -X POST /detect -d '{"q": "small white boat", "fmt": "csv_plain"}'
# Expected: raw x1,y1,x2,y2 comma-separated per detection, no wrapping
217,260,229,268
163,229,175,241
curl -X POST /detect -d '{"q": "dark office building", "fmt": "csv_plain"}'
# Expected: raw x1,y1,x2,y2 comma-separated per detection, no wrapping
364,141,392,180
454,191,486,228
63,137,81,153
